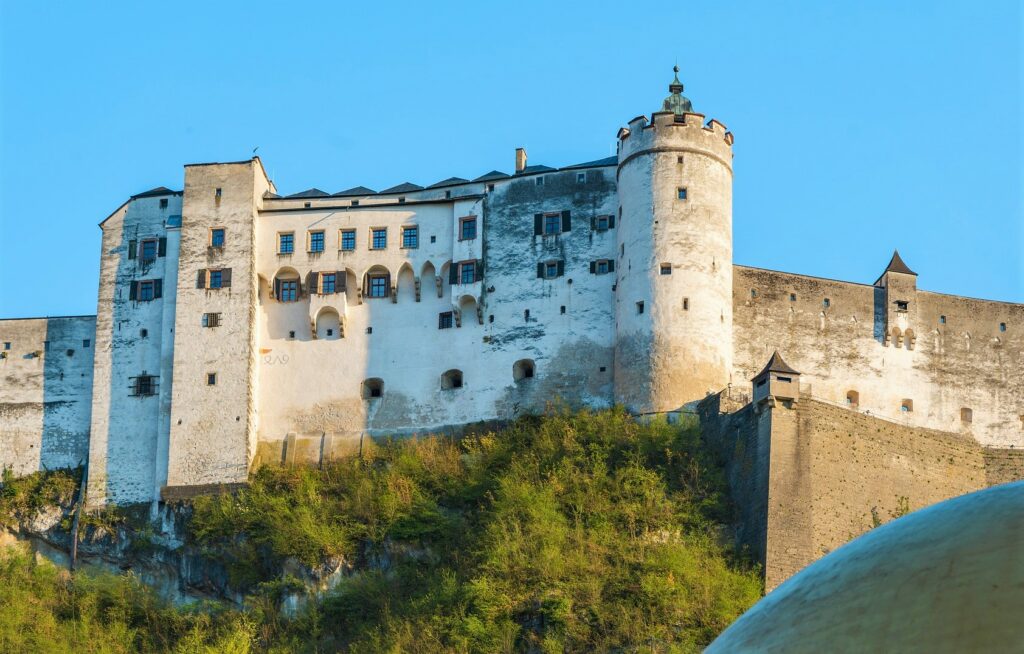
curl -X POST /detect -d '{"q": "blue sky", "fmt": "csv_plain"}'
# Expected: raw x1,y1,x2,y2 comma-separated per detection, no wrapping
0,1,1020,317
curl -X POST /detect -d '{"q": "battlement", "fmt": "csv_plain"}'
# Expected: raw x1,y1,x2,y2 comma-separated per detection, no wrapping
618,111,734,171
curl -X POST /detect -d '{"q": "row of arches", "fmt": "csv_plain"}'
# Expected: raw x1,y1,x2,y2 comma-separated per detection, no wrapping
887,327,916,350
361,359,536,398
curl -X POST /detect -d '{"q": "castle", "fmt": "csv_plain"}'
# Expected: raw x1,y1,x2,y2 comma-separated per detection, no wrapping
2,68,1022,588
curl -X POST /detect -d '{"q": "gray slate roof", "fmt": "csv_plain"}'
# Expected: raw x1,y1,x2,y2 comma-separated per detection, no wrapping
883,250,917,276
473,170,510,181
332,186,377,197
285,188,330,199
428,176,470,188
378,182,424,194
752,351,801,380
132,186,180,199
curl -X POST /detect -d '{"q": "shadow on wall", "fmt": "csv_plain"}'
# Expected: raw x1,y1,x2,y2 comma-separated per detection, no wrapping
40,318,95,471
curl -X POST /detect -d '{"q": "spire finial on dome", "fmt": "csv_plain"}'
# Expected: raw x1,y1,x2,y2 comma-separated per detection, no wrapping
663,64,692,115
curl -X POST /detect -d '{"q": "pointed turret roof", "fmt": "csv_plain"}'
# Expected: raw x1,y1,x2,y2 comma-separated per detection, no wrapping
883,250,917,276
752,351,801,381
662,64,693,115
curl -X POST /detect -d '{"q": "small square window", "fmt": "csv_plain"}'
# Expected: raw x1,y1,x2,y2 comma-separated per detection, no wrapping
371,228,387,250
661,264,672,275
438,311,453,329
326,328,333,336
576,172,586,183
340,230,356,251
134,375,156,397
487,183,495,192
790,293,797,302
202,312,221,328
896,301,909,312
402,226,419,249
536,176,544,186
207,373,217,386
430,235,437,243
288,330,296,339
366,326,373,334
211,228,225,247
677,156,684,164
140,329,148,338
83,339,90,348
309,231,325,253
159,198,168,209
279,233,294,254
677,188,687,200
636,301,645,315
600,366,607,372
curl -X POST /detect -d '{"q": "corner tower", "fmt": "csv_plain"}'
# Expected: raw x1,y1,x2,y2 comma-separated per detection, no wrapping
614,68,735,412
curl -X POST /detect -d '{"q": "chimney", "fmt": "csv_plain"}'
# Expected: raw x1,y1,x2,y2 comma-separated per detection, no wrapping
515,148,527,174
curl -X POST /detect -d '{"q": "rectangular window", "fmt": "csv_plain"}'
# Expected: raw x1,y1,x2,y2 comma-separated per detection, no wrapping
209,269,223,289
141,239,158,261
790,293,797,301
139,280,155,301
636,301,645,314
402,226,419,249
544,214,561,235
460,217,477,241
369,274,388,298
3,342,9,350
896,301,909,312
595,216,609,231
576,172,586,183
536,176,544,186
280,280,297,302
597,260,609,274
132,375,157,397
545,262,558,278
202,312,221,328
340,229,356,251
159,198,168,209
661,264,672,275
83,339,90,348
371,228,387,250
438,311,453,329
210,228,225,247
460,261,476,284
677,187,687,200
823,298,831,308
683,298,690,311
321,273,336,294
309,231,325,253
279,233,294,254
207,373,217,386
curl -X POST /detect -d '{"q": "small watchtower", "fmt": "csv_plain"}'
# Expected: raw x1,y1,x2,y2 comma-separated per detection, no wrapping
875,250,918,349
752,351,801,407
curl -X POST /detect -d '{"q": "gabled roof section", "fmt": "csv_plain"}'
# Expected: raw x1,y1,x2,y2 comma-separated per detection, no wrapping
428,176,470,188
131,186,181,199
883,250,917,276
379,182,424,194
562,155,618,170
332,186,377,197
517,164,556,175
285,188,330,199
473,170,510,182
752,351,801,380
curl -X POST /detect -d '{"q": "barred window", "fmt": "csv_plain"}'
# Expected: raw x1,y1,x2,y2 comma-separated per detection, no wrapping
438,311,453,329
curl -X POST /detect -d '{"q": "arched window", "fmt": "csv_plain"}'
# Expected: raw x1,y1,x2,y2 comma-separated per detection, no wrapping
315,308,341,340
441,369,463,390
960,407,973,423
513,359,535,382
362,378,384,399
846,390,859,407
901,399,913,413
273,267,302,302
891,326,903,347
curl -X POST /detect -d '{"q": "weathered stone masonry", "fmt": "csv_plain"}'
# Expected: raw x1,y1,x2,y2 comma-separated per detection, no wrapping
1,69,1020,587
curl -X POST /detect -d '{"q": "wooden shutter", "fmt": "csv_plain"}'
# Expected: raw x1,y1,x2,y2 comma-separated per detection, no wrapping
306,272,318,295
336,271,345,292
449,265,458,284
129,281,138,301
556,260,565,277
534,214,543,236
273,277,281,299
608,260,615,272
157,237,167,257
196,269,206,289
537,263,545,278
561,210,571,232
153,279,162,299
590,261,596,273
128,240,137,259
296,276,303,297
590,216,596,230
475,259,484,282
608,214,615,229
221,268,232,288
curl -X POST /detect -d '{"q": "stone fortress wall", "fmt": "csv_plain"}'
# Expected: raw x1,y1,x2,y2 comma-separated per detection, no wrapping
0,70,1020,589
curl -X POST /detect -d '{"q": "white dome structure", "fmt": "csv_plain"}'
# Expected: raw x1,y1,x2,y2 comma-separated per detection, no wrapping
707,482,1024,653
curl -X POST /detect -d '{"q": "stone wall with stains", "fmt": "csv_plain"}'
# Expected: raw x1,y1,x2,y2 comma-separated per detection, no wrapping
703,394,1023,591
86,191,182,506
732,265,1024,448
250,163,619,465
0,316,95,475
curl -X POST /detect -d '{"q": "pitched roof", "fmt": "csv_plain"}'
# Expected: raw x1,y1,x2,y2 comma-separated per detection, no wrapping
517,164,556,175
473,170,510,182
883,250,917,276
131,186,180,199
562,155,618,170
378,182,424,194
428,176,470,188
285,188,330,199
332,186,377,197
752,351,800,380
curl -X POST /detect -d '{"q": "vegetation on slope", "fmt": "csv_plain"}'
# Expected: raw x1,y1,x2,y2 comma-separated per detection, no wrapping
0,408,761,653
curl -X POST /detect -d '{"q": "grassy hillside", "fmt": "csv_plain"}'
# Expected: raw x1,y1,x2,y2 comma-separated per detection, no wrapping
0,409,761,653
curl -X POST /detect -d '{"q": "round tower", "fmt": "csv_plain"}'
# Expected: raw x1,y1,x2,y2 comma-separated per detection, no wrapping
614,67,734,413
